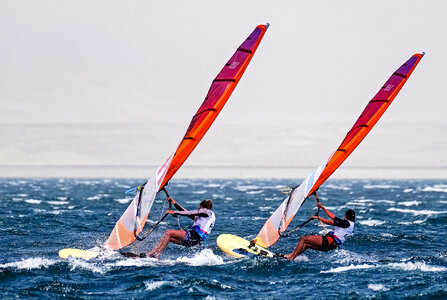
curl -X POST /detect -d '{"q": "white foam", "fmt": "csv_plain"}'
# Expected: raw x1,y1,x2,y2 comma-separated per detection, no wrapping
398,201,421,207
259,206,273,212
247,190,263,194
413,219,426,224
364,184,399,189
368,284,389,291
69,259,109,274
359,219,386,226
331,249,374,265
25,199,41,204
321,263,375,273
440,200,447,204
192,190,207,194
87,195,101,200
388,207,447,216
403,188,414,193
176,249,224,266
325,184,351,191
48,201,69,205
292,255,309,262
388,261,447,272
145,280,170,291
235,185,260,192
0,257,57,270
422,185,447,193
204,183,221,188
346,201,370,206
115,198,131,204
381,233,393,237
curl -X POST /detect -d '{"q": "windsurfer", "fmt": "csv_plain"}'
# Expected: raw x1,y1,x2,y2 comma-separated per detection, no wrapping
144,198,215,259
284,203,355,260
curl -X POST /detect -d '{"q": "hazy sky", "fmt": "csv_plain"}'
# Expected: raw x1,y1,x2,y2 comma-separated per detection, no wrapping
1,1,446,178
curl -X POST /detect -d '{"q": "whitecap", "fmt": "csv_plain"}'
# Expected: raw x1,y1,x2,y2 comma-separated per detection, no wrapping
368,283,389,291
115,198,131,204
48,201,69,205
192,190,207,194
204,183,221,188
377,200,395,204
421,186,447,193
320,263,375,273
398,201,421,207
346,201,370,206
25,199,41,204
388,261,447,272
359,219,386,226
69,259,109,274
176,249,224,266
439,200,447,204
364,184,399,189
247,190,263,194
259,206,273,212
387,208,447,216
403,189,414,193
235,185,260,192
87,195,101,200
324,184,351,191
145,280,170,291
0,258,57,270
292,255,309,262
413,219,426,224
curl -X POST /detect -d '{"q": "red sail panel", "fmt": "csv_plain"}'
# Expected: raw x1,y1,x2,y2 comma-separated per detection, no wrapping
158,24,268,190
104,24,268,250
306,53,424,197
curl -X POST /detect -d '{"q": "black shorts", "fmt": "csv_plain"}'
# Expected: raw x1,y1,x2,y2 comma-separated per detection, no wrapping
320,234,338,252
182,229,202,247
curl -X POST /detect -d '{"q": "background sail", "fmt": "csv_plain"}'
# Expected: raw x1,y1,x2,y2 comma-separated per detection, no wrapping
105,24,269,250
254,53,424,248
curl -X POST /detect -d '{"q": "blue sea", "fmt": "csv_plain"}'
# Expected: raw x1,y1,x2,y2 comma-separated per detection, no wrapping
1,178,446,298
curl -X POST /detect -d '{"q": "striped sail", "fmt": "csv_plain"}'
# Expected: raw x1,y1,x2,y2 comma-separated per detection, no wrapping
105,24,269,250
254,53,424,248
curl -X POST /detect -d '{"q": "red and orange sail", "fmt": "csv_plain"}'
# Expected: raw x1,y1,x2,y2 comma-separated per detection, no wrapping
105,24,269,250
254,53,424,248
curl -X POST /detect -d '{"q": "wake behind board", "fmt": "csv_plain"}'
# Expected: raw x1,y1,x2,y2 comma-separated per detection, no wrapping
217,234,275,258
59,248,99,260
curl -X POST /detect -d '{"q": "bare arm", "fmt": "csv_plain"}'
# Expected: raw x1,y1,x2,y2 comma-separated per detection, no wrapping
317,202,336,220
168,197,186,212
173,209,208,219
312,215,334,225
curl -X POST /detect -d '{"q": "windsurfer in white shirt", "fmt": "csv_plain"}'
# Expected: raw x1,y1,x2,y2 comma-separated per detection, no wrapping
284,202,355,260
143,198,215,259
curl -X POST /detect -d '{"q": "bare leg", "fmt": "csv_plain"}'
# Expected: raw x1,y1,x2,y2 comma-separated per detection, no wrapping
284,235,324,260
146,229,186,259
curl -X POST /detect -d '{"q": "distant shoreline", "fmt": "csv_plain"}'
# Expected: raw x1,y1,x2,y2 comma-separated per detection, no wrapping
1,165,446,179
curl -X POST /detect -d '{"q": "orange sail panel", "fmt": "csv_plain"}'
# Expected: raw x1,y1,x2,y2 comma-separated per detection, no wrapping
105,24,269,250
254,53,424,248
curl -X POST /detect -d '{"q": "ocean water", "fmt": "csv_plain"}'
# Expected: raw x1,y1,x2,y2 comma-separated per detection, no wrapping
0,178,446,298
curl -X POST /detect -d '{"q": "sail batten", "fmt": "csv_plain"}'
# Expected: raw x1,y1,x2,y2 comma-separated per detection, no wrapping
254,53,423,248
105,24,268,250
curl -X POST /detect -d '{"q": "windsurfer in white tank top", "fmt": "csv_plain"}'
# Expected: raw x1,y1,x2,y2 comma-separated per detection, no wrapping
144,198,215,259
284,200,355,260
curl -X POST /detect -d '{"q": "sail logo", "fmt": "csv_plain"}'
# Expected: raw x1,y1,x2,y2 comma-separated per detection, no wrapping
229,62,239,69
384,84,394,91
